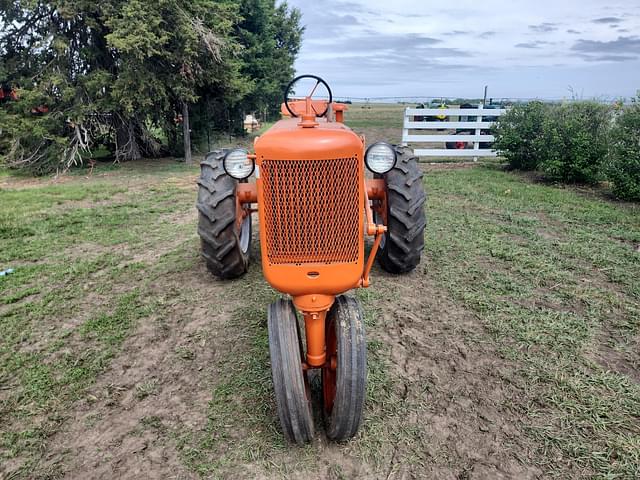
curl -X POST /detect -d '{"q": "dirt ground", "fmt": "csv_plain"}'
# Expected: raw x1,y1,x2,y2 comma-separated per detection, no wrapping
27,219,538,480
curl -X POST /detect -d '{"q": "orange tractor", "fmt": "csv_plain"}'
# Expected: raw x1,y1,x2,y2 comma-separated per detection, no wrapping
196,75,426,443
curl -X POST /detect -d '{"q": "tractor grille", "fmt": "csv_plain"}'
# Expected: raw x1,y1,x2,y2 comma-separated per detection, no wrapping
261,157,361,265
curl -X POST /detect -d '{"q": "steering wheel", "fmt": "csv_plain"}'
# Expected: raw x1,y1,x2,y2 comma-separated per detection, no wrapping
284,74,333,118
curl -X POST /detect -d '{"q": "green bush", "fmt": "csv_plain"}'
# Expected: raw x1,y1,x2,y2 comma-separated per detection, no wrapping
539,102,612,184
493,97,639,201
492,101,548,171
607,99,640,200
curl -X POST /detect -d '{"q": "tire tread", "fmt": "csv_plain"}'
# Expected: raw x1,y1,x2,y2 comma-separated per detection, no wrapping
196,150,250,279
377,146,427,274
268,300,314,444
325,296,367,441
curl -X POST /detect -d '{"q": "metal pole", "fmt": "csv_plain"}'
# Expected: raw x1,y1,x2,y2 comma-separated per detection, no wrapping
482,86,488,106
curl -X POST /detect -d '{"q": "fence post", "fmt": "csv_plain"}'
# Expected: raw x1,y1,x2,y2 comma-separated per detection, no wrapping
401,107,409,146
473,104,483,162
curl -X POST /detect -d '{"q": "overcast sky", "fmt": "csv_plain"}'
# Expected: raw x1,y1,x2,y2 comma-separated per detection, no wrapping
282,0,640,100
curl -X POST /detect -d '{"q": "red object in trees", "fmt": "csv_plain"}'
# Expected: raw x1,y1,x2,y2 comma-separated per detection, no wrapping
0,85,18,102
31,105,49,115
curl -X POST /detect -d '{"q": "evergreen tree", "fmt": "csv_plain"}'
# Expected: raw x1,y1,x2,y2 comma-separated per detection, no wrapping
189,0,303,150
0,0,302,174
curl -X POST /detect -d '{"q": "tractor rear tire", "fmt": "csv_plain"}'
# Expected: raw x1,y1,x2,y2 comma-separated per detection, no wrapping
268,299,315,445
196,150,251,279
377,146,426,274
323,295,367,441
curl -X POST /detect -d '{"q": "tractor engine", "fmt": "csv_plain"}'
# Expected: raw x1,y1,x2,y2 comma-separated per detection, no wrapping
254,121,365,297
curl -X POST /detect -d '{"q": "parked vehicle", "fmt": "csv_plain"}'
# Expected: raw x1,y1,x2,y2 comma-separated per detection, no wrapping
196,75,427,444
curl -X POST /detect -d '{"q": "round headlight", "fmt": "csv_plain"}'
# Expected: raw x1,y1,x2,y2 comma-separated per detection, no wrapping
365,142,396,174
223,149,254,179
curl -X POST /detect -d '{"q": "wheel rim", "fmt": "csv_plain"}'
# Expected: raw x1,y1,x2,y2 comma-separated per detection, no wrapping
239,213,250,253
322,315,337,415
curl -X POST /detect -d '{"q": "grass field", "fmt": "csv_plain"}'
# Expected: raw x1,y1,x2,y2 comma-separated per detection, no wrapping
1,105,639,479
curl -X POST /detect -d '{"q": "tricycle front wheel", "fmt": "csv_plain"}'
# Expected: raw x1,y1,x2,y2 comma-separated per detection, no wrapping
268,299,314,445
322,295,367,441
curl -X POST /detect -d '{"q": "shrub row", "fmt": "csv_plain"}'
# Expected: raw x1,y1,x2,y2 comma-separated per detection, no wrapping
492,97,640,200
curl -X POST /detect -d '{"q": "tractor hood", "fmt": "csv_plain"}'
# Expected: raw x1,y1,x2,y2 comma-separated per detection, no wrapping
252,116,366,297
254,117,363,160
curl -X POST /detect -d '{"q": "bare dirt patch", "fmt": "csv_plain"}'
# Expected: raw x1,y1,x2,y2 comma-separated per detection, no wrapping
589,327,640,385
161,175,199,191
0,174,80,191
40,260,235,480
362,267,543,479
52,191,131,211
26,246,547,479
156,208,198,229
0,158,198,191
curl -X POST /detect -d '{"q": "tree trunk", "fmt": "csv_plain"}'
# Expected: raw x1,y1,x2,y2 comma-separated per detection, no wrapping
115,117,142,162
183,101,192,164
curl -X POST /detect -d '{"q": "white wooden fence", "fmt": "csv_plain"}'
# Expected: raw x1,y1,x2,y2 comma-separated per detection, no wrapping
401,105,507,160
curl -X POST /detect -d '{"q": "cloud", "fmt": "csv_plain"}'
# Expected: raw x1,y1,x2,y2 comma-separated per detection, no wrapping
515,40,553,49
572,36,640,62
572,36,640,54
303,32,447,54
295,3,366,38
592,17,623,24
284,0,640,98
295,51,473,89
515,43,539,49
331,14,360,25
577,54,637,62
529,22,558,33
